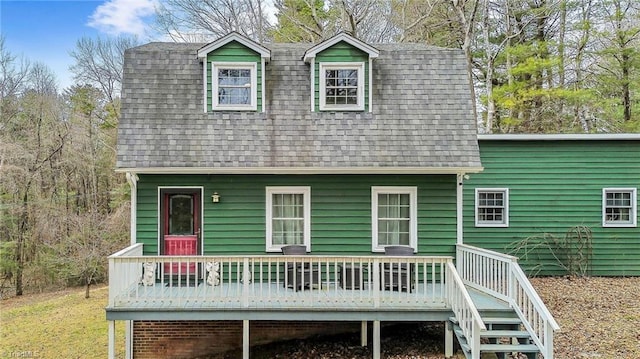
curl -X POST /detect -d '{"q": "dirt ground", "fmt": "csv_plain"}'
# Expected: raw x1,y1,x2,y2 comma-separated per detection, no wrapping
530,276,640,359
213,277,640,359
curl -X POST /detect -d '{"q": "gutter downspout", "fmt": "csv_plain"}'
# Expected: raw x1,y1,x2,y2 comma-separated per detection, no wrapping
124,172,138,359
456,173,465,245
126,172,138,246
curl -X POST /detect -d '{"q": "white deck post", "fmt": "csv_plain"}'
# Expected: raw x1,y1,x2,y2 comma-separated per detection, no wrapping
126,320,132,359
243,258,250,308
471,321,481,359
373,320,380,359
444,320,453,358
372,258,380,308
361,321,368,346
243,320,250,359
108,320,116,359
545,322,554,359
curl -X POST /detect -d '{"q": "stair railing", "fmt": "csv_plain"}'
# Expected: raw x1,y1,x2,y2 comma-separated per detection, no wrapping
457,244,560,358
445,262,485,359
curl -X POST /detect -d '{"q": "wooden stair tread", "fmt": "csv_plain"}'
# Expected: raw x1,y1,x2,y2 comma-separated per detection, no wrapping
480,343,539,352
482,317,522,325
480,330,531,338
450,314,539,356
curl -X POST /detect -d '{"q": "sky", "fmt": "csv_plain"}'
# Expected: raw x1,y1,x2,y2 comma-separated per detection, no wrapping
1,0,158,90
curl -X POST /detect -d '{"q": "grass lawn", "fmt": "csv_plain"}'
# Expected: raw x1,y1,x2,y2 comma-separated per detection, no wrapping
0,285,125,359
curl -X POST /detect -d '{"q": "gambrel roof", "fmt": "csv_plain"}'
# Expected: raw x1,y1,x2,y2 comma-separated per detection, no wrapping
116,41,482,174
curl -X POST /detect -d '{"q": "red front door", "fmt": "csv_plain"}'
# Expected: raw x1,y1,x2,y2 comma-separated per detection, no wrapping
161,190,201,276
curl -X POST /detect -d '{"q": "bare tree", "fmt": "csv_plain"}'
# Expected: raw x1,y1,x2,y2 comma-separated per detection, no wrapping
335,0,399,42
273,0,341,42
69,36,138,103
273,0,401,43
0,37,30,99
0,36,30,133
451,0,480,124
393,0,446,43
1,45,129,297
155,0,271,42
29,62,58,96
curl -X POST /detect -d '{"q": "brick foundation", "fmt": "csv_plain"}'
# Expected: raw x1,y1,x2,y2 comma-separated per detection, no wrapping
132,320,361,358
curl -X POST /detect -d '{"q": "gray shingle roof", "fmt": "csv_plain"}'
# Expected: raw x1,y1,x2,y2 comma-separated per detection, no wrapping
117,41,481,172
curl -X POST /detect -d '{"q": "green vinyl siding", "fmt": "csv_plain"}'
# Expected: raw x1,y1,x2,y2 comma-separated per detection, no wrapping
315,42,369,112
135,174,457,257
464,140,640,276
206,41,262,112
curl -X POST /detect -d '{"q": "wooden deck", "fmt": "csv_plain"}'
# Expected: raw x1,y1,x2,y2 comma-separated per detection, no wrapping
106,281,509,322
107,245,559,359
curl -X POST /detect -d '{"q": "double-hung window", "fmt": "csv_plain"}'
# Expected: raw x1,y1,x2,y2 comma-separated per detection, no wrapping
266,187,311,252
319,62,364,111
212,62,257,110
475,188,509,227
371,187,417,252
602,188,637,227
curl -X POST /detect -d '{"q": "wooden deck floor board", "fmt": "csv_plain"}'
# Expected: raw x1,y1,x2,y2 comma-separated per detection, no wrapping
110,281,507,314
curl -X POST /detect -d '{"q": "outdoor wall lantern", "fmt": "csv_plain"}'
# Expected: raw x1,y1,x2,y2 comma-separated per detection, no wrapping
211,192,221,203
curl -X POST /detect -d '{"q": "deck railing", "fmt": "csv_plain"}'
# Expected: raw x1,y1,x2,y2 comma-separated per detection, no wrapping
445,261,485,359
456,244,560,358
108,243,143,306
108,245,453,310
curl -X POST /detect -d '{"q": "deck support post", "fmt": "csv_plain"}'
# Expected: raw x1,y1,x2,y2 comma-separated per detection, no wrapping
243,320,250,359
445,320,453,358
125,320,132,359
361,321,368,346
373,320,380,359
108,320,116,359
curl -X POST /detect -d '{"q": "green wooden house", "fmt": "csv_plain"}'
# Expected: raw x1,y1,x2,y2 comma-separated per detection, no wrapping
107,32,558,359
464,134,640,277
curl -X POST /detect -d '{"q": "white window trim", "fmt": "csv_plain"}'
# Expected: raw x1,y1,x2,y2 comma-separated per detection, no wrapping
211,62,257,111
371,186,418,253
602,187,637,228
475,188,509,228
265,186,311,252
319,62,365,111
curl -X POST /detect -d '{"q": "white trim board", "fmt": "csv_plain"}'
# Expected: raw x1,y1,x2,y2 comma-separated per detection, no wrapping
117,166,484,175
478,134,640,141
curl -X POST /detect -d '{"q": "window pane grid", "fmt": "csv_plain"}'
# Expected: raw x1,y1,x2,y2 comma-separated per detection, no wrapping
378,220,410,246
477,191,506,224
325,69,358,105
606,192,631,207
217,68,252,105
605,208,630,222
478,208,503,222
604,190,634,224
271,193,305,246
377,193,411,246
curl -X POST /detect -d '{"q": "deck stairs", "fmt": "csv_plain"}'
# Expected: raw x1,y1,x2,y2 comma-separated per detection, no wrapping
450,308,539,359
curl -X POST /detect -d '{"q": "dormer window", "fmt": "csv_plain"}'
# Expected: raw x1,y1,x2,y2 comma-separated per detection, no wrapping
212,63,257,110
320,63,364,111
197,32,270,113
303,33,379,113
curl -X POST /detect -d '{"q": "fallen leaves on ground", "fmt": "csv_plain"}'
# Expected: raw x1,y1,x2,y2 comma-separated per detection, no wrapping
530,276,640,359
213,277,640,359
